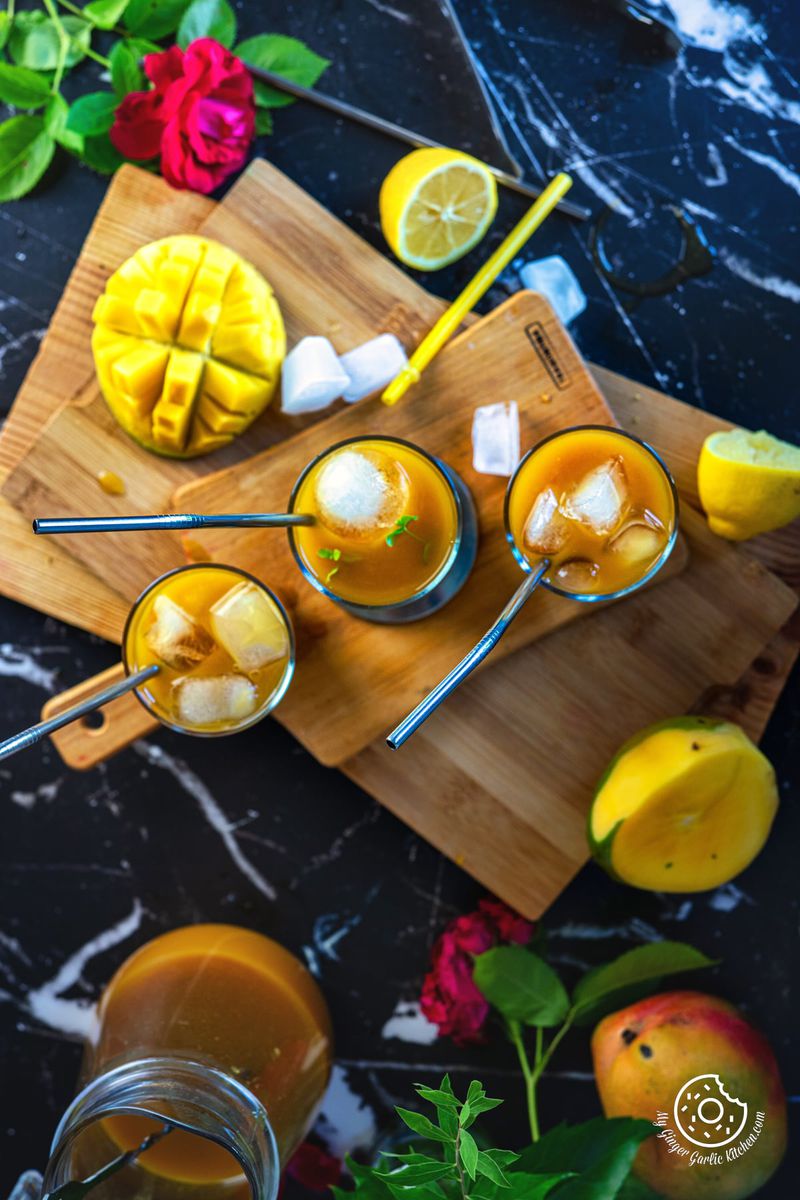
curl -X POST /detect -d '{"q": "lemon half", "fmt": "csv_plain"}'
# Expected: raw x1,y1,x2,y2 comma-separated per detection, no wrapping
697,427,800,541
379,148,498,271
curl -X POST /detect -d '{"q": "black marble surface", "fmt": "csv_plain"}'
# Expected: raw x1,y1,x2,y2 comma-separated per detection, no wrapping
1,1,798,1195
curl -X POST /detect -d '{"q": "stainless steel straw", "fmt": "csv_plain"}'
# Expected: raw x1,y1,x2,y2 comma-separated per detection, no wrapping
0,664,159,762
387,559,549,749
33,514,315,535
243,64,591,222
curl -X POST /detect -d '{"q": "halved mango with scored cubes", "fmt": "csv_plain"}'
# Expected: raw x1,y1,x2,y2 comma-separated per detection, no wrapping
92,236,285,458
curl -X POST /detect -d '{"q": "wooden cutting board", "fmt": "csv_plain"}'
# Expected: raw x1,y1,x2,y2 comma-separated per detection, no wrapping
1,165,797,915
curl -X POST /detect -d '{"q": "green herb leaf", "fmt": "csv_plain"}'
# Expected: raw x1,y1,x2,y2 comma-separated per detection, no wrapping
44,94,83,152
62,16,94,69
79,132,126,174
473,946,570,1027
475,1150,510,1188
66,92,118,137
0,63,52,109
415,1084,459,1108
0,12,11,53
334,1157,396,1200
385,514,420,547
177,0,236,49
571,941,718,1025
317,547,341,560
475,1172,571,1200
109,41,145,97
235,34,330,109
0,115,55,201
124,0,192,40
396,1107,453,1143
254,107,273,136
376,1159,455,1186
84,0,132,29
459,1128,479,1180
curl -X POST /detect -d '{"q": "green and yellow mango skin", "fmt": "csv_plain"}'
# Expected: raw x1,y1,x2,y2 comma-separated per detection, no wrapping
588,717,778,893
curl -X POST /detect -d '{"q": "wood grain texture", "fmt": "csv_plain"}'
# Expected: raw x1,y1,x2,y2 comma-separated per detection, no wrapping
0,164,797,916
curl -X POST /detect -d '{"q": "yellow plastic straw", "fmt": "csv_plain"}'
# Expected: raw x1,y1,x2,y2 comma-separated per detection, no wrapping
382,172,574,406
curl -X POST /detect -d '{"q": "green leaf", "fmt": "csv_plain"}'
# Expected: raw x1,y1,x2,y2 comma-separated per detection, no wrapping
127,36,162,56
84,0,131,29
474,1174,570,1200
124,0,192,40
459,1129,479,1181
79,131,125,174
235,34,330,108
62,16,93,68
0,115,55,201
177,0,236,49
376,1161,453,1186
473,946,570,1026
515,1118,654,1192
44,94,83,152
0,63,52,109
254,107,273,136
109,41,145,97
571,942,717,1024
66,92,118,137
334,1157,397,1200
8,13,61,70
475,1151,510,1188
396,1107,453,1144
0,12,11,53
415,1084,459,1109
617,1177,664,1200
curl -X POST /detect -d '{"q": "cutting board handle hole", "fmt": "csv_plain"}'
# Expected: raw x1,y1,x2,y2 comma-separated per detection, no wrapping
81,709,107,734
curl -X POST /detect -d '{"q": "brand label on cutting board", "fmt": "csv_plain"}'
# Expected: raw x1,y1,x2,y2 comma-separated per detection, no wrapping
525,321,571,390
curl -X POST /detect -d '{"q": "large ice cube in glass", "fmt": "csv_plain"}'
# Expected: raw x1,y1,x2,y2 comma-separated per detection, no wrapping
174,674,257,727
608,519,665,567
209,581,289,672
523,487,570,555
472,400,520,476
145,594,214,670
519,255,587,325
315,447,410,538
562,457,628,535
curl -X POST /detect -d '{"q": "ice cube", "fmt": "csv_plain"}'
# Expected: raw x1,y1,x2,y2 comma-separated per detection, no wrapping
472,400,520,476
145,594,214,670
315,447,410,538
281,336,350,415
173,674,257,727
523,487,570,555
553,558,601,592
209,581,289,671
519,254,587,325
562,457,628,535
340,334,409,403
608,520,665,566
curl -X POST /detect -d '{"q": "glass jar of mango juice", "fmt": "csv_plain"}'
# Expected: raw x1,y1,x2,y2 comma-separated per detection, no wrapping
43,925,333,1200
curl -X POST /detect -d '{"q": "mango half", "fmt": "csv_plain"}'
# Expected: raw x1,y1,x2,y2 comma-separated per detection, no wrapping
588,717,778,892
92,236,285,458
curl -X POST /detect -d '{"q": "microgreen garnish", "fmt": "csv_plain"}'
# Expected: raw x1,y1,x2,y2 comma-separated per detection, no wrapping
386,514,422,547
318,546,341,585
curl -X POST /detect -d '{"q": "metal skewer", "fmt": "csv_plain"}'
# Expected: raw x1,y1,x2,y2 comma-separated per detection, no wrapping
243,63,591,222
0,664,159,762
33,513,315,535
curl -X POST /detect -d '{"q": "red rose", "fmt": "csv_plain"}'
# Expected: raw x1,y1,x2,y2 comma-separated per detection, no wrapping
110,38,255,193
419,898,535,1044
284,1142,342,1193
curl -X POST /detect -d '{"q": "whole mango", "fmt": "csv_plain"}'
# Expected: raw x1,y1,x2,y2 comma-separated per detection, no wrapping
592,991,786,1199
92,236,285,458
588,717,778,892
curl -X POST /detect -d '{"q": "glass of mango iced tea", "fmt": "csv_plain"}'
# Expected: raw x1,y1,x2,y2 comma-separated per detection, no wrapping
388,425,677,747
123,563,295,735
288,435,478,623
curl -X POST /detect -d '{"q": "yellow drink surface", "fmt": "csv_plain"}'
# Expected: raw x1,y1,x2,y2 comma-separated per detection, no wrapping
293,439,459,606
124,566,289,732
508,428,675,595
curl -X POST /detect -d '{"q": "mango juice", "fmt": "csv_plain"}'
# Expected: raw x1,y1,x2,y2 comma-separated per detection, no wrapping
291,437,459,606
